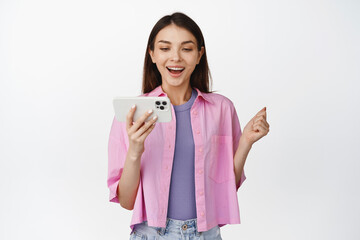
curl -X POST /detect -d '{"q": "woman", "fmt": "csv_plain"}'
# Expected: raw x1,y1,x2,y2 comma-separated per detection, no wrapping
107,12,270,239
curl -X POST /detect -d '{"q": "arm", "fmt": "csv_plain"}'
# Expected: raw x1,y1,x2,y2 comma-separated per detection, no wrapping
117,149,142,210
234,137,252,188
234,107,270,188
108,105,158,210
117,106,158,210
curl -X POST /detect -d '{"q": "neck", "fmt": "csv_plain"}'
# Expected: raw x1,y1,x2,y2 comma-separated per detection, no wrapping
161,83,192,106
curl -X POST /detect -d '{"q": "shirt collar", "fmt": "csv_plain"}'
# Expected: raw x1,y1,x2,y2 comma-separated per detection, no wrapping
146,85,214,104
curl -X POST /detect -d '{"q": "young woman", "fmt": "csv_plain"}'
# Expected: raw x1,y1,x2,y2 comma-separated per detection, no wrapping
108,12,269,239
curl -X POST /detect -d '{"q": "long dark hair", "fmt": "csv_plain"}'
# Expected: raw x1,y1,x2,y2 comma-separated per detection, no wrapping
142,12,212,94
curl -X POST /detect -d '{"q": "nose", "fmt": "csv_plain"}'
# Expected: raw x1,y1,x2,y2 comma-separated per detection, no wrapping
170,49,181,62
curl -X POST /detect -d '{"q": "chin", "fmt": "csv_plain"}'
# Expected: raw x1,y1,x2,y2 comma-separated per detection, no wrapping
163,78,188,88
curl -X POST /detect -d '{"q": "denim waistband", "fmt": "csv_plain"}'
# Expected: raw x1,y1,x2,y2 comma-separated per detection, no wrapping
165,217,198,227
143,217,201,237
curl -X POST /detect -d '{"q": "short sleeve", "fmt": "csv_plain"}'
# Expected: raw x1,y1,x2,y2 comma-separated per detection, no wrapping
230,103,247,192
107,116,128,203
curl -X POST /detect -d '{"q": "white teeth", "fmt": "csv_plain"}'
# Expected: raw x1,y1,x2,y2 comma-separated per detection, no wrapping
167,67,184,71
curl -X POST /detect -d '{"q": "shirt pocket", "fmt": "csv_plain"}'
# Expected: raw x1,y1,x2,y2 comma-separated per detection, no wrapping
208,135,235,183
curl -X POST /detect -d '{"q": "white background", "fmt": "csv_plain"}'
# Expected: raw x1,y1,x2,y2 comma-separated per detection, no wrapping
1,0,359,239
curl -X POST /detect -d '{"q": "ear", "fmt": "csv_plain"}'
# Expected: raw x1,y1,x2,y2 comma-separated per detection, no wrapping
148,48,156,63
197,46,204,64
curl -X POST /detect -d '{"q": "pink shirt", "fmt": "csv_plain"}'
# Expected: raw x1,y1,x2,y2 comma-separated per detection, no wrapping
107,85,246,232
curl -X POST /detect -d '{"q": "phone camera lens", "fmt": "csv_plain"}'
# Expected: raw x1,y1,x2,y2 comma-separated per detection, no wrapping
162,101,167,105
160,106,164,110
155,101,160,105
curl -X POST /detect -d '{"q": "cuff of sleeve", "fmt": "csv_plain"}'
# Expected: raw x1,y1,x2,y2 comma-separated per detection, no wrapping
109,180,120,203
236,170,246,192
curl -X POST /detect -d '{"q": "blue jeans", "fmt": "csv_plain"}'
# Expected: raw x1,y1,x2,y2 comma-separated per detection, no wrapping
129,217,222,240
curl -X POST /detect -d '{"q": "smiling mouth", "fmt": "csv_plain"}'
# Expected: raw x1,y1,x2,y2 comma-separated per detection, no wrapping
166,67,185,74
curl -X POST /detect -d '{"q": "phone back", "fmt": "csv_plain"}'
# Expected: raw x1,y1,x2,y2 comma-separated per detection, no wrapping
113,96,172,123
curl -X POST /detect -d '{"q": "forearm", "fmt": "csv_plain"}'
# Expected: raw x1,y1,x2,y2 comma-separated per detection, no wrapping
234,137,252,186
117,149,142,210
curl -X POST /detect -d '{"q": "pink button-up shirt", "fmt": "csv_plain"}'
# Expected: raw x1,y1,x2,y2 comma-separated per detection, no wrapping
107,85,246,232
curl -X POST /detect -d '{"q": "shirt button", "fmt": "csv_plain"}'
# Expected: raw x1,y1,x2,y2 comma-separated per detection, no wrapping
199,148,203,152
200,211,205,217
196,130,200,134
193,111,197,116
165,165,168,170
200,191,204,196
198,169,203,174
168,125,172,130
168,144,171,149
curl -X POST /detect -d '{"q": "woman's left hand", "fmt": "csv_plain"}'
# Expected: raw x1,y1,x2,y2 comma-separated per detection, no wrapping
241,107,270,146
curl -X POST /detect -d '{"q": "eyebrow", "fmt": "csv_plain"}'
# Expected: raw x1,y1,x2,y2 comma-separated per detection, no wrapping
157,40,196,45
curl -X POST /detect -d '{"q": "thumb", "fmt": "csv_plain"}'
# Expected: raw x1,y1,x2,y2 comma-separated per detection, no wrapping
251,107,266,120
258,106,266,113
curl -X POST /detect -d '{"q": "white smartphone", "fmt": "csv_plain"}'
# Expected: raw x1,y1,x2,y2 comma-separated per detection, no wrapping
113,96,172,122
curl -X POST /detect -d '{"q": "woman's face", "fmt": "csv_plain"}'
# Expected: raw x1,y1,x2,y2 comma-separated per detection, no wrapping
149,24,204,89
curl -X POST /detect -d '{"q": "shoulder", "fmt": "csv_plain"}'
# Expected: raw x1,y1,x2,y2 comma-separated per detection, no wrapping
202,91,236,110
139,92,151,97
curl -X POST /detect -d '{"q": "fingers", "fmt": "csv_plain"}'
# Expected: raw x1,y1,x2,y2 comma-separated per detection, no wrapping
132,115,158,139
252,107,267,121
252,106,270,135
253,123,268,136
254,115,269,128
138,121,157,142
126,104,137,131
128,109,154,135
253,120,270,135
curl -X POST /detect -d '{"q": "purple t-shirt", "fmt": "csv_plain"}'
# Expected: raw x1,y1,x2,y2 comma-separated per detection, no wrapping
167,88,198,220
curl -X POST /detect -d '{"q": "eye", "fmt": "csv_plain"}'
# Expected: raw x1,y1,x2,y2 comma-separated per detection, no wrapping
160,47,169,51
183,48,193,52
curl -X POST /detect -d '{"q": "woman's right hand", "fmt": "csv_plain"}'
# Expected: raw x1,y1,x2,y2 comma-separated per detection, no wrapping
126,105,158,160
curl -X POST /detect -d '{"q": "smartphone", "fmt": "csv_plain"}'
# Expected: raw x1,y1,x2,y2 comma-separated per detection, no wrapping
113,96,172,122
